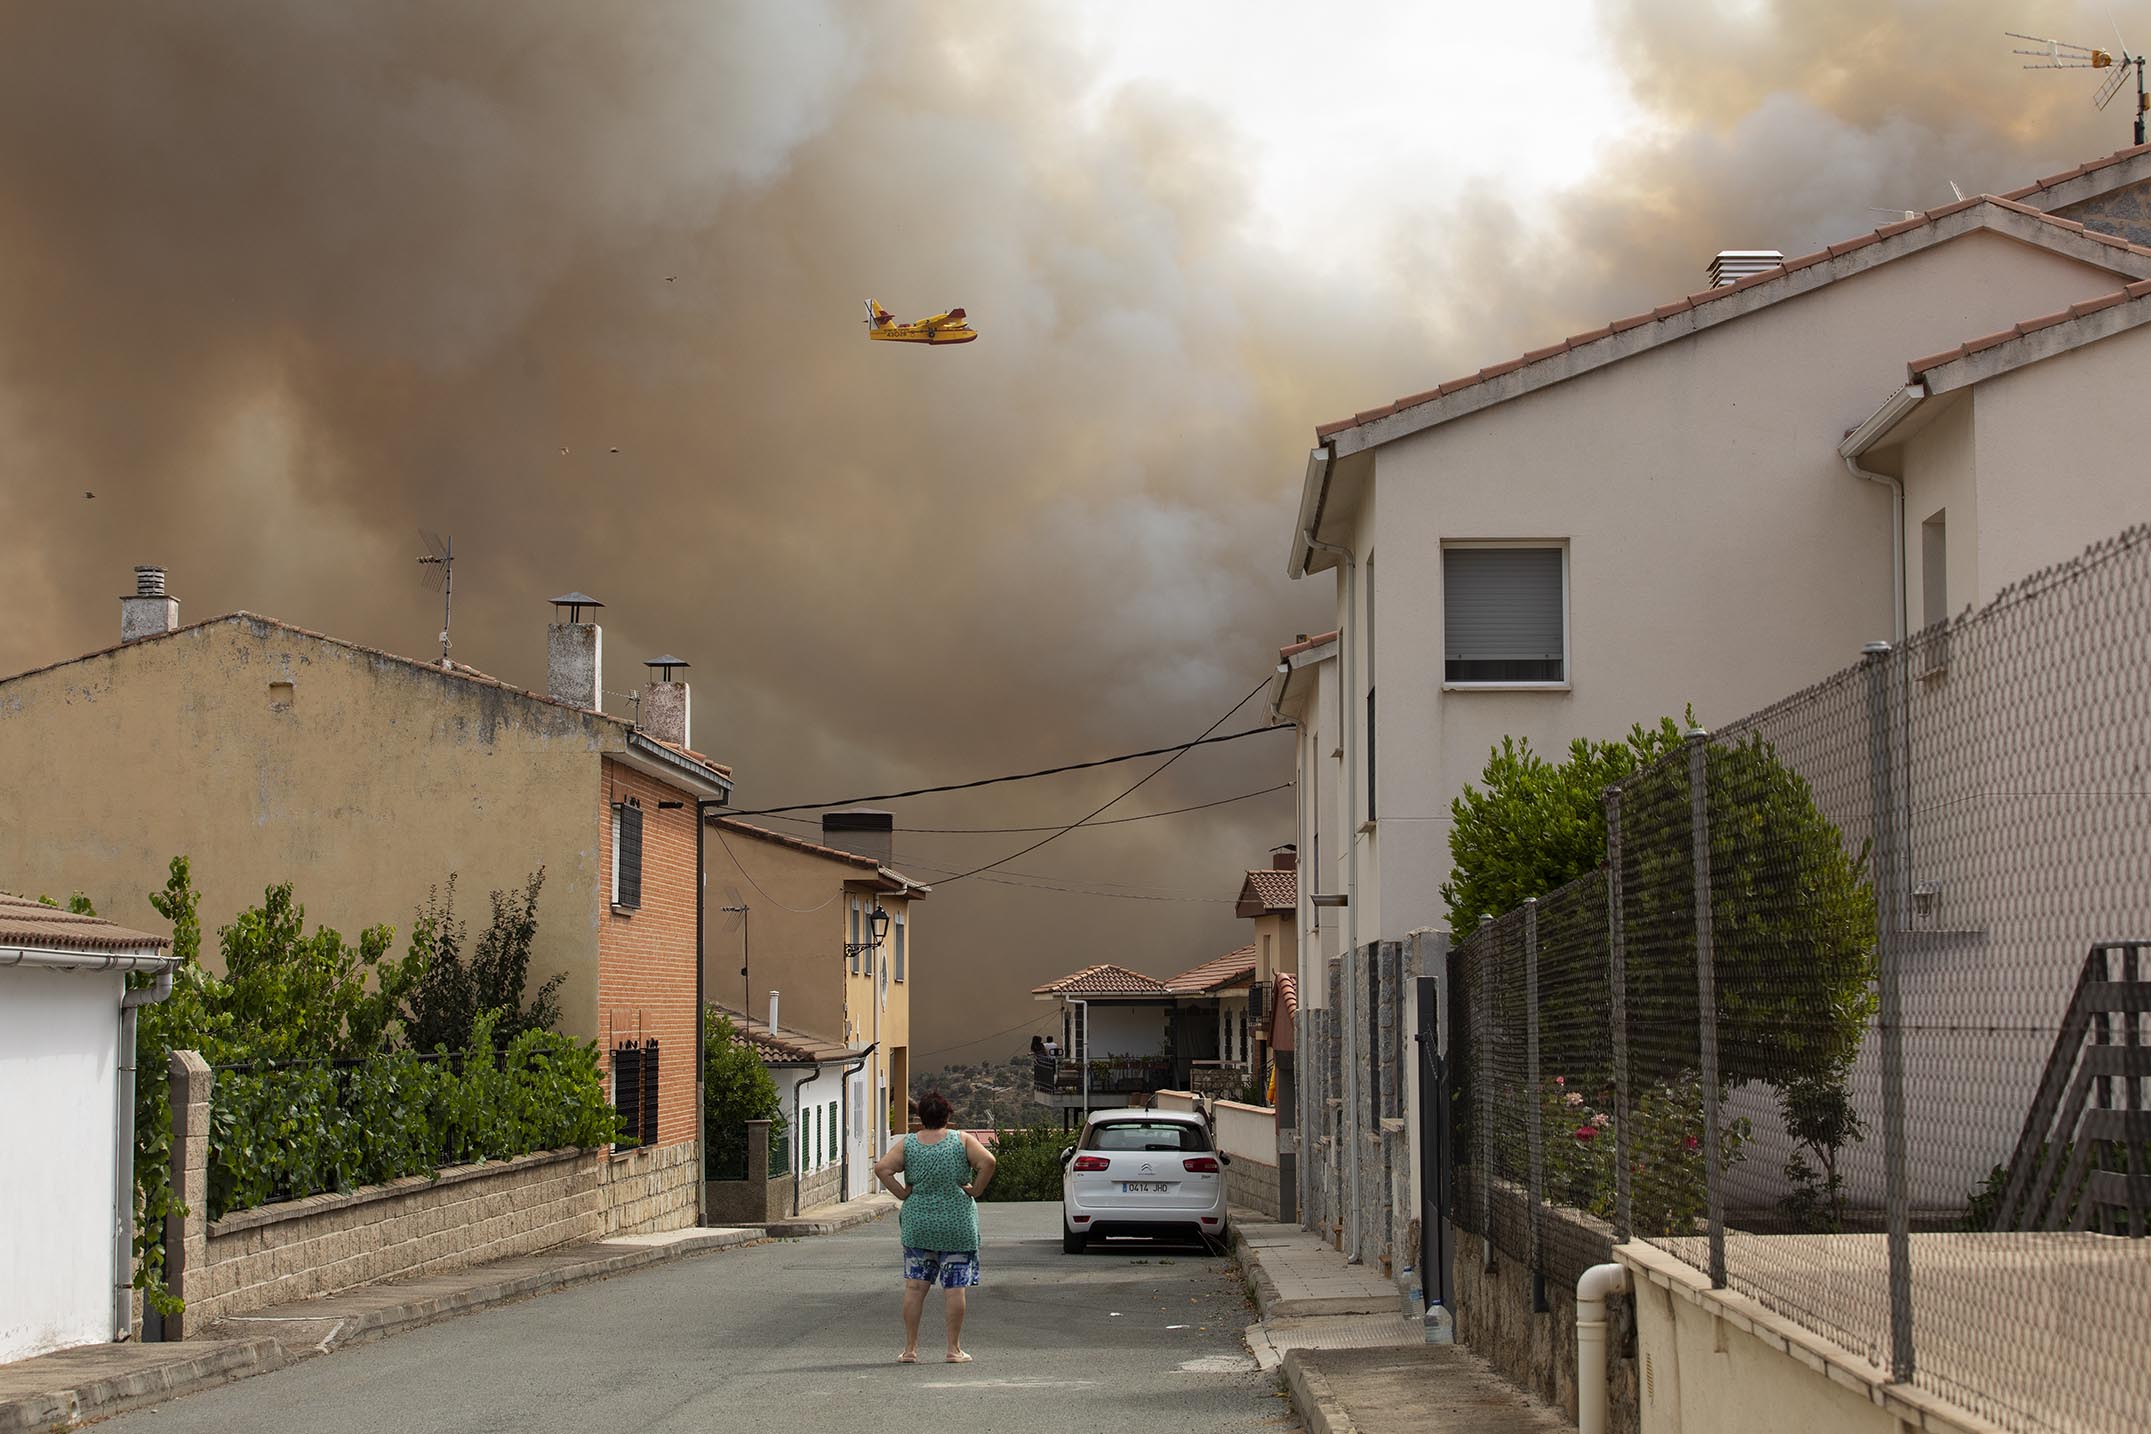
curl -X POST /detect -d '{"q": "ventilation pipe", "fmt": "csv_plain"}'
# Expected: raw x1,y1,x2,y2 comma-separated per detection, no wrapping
1706,250,1784,286
1577,1262,1632,1434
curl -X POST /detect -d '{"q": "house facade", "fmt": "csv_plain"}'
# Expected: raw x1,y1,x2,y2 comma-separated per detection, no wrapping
701,812,926,1199
0,898,176,1362
1030,947,1259,1118
712,1003,861,1216
0,575,731,1235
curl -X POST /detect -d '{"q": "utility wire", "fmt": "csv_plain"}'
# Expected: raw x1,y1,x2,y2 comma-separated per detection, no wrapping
913,1014,1058,1063
709,824,843,914
760,783,1292,836
926,677,1272,888
719,723,1287,818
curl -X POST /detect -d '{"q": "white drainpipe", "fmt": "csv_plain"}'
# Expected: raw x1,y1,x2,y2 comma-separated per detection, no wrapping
1303,527,1361,1262
1839,381,1924,643
1576,1261,1631,1434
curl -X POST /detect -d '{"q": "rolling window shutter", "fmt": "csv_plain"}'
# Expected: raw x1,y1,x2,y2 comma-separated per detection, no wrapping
1444,548,1564,679
640,1039,660,1146
617,802,643,908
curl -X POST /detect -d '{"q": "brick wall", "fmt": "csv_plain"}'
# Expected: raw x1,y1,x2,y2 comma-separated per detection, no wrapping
183,1148,604,1325
596,759,701,1160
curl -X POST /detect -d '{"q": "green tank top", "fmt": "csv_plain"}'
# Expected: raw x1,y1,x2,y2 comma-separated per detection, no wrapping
898,1131,980,1253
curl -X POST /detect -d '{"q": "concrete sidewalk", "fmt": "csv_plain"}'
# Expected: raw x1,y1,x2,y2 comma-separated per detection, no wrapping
0,1197,896,1434
1233,1217,1566,1434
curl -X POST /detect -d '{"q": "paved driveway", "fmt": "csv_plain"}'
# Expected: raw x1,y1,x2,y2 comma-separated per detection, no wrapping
98,1202,1296,1433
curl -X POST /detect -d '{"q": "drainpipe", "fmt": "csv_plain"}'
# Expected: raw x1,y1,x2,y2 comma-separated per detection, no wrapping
1576,1262,1631,1434
696,799,716,1227
1840,382,1923,643
1303,526,1361,1263
838,1042,878,1201
117,965,175,1339
791,1064,820,1217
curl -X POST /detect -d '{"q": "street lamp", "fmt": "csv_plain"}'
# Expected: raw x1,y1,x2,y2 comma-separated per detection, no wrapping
843,905,891,958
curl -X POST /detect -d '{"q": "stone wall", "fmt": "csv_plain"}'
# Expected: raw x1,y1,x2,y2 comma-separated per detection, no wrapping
184,1148,604,1326
796,1163,841,1214
1450,1213,1640,1434
1226,1156,1281,1218
603,1139,701,1236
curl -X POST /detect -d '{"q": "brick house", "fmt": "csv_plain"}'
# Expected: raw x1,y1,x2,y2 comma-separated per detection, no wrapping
0,574,733,1234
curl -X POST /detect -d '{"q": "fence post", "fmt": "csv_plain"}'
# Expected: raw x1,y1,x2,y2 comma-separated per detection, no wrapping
1863,640,1916,1382
165,1050,212,1341
1524,897,1545,1307
1478,914,1495,1271
1606,785,1631,1244
1686,728,1726,1290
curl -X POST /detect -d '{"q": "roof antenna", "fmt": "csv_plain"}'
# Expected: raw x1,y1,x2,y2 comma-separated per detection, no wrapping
417,530,455,667
2009,27,2148,145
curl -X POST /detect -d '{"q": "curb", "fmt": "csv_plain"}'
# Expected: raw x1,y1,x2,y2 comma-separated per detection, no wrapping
761,1197,895,1239
1282,1349,1358,1434
1229,1225,1286,1319
0,1339,289,1434
0,1228,769,1431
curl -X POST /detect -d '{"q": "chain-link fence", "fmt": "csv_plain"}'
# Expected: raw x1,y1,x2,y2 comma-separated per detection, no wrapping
1449,524,2151,1432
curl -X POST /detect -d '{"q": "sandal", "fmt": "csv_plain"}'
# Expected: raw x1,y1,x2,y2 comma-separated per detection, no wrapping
898,1352,918,1364
945,1351,973,1363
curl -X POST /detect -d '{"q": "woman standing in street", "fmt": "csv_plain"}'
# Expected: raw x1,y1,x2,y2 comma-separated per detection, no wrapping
872,1090,995,1364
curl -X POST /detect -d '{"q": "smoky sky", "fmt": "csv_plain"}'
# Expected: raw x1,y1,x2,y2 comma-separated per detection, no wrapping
0,1,2135,1069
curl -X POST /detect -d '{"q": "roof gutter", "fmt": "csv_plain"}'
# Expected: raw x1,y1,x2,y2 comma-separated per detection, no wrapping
0,947,175,971
1839,382,1927,642
1287,445,1335,580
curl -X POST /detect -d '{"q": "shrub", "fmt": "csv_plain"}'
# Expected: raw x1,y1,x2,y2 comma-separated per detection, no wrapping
704,1008,784,1178
979,1124,1077,1202
401,871,566,1055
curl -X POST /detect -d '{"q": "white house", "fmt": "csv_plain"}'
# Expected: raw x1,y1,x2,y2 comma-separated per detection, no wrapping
712,1003,867,1212
0,895,176,1362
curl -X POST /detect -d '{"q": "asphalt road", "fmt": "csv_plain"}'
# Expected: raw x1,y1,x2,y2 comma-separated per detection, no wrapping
98,1203,1299,1433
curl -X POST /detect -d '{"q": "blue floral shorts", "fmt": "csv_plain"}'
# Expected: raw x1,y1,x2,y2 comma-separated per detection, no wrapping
903,1247,982,1288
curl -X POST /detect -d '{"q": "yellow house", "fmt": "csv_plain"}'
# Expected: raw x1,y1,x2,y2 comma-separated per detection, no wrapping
0,574,733,1234
703,811,926,1198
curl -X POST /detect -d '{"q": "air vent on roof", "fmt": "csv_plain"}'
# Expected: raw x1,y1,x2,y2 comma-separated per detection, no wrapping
1707,250,1785,287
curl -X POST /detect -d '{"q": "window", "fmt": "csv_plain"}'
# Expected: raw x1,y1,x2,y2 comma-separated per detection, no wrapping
848,899,861,975
1365,555,1376,821
1443,545,1566,683
611,800,644,909
827,1103,838,1168
893,914,907,982
1084,1120,1212,1152
610,1038,658,1147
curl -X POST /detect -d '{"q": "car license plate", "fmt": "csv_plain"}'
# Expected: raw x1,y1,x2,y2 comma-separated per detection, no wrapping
1121,1181,1170,1193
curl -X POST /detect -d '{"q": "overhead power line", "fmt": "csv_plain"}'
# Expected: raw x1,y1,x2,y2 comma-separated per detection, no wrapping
719,722,1287,819
753,782,1291,837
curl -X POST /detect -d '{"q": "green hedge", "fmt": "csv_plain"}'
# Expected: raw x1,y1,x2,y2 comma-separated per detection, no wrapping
978,1124,1077,1202
209,1014,618,1220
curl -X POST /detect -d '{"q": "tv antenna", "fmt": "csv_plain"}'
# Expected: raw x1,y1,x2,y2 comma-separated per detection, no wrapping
416,530,455,666
2009,27,2149,145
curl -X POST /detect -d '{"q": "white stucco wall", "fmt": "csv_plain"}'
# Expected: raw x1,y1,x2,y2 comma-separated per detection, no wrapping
1082,1002,1168,1058
0,968,120,1362
782,1065,848,1178
1320,227,2136,944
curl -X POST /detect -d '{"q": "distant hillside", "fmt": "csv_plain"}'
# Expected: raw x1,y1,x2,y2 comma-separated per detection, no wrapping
913,1055,1045,1132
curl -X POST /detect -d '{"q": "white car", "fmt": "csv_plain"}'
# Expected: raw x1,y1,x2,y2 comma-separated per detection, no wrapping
1059,1107,1230,1254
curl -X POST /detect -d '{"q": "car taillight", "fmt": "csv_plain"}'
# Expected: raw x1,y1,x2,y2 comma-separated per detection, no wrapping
1183,1157,1219,1173
1072,1155,1110,1172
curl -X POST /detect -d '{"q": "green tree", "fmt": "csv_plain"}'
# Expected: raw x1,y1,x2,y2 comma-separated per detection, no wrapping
1441,718,1686,935
703,1009,784,1176
401,870,565,1055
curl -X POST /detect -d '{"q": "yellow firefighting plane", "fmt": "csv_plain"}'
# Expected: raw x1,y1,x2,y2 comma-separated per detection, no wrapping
863,299,978,345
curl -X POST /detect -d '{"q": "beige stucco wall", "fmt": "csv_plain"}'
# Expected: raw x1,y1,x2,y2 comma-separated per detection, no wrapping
701,828,848,1040
1899,392,1980,626
1325,227,2138,943
0,617,613,1038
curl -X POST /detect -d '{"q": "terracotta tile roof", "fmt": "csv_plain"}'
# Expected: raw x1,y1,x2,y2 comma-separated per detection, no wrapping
1310,196,2151,447
1904,278,2151,380
0,612,733,787
1031,963,1168,996
1279,630,1339,660
1238,869,1296,914
709,818,932,894
708,1003,857,1065
1163,944,1257,994
2000,142,2151,202
0,893,169,955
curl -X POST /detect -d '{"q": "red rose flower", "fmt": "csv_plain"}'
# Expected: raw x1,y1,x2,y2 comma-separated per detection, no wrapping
1574,1125,1598,1142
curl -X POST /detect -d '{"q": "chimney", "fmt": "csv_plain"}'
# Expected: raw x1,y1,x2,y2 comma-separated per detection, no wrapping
120,565,178,643
546,592,604,711
639,655,691,748
768,989,780,1034
1270,843,1297,872
821,809,894,866
1707,250,1784,287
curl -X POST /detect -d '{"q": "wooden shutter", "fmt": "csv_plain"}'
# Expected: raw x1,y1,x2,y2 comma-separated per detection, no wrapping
616,801,644,908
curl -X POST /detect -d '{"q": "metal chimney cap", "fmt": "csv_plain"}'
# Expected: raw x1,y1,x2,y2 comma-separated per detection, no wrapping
548,592,605,624
644,654,690,678
131,565,168,597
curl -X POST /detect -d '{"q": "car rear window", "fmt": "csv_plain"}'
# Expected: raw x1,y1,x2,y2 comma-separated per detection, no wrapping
1084,1120,1211,1152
